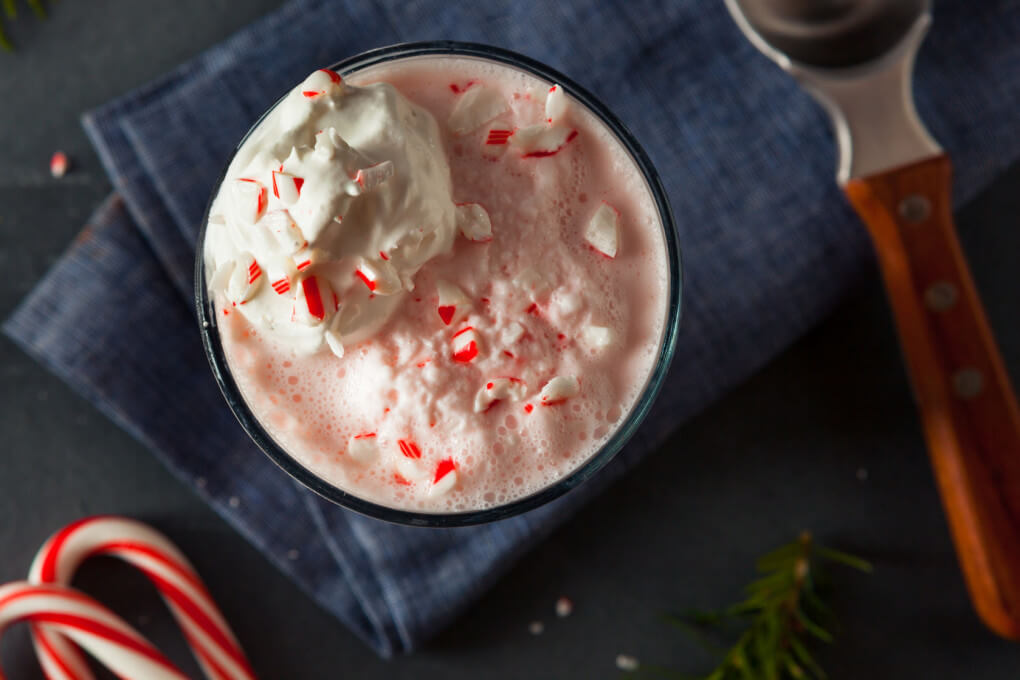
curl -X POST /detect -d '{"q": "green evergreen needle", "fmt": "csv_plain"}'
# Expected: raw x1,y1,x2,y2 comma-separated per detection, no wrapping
0,21,11,50
2,0,16,19
784,659,805,679
27,0,43,18
661,533,869,679
816,547,873,572
789,637,826,680
794,609,833,643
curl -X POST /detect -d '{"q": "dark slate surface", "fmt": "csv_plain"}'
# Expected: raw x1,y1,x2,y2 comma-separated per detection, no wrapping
1,1,1019,678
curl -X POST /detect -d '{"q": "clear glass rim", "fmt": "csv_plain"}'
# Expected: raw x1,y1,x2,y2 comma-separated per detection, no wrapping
195,41,683,527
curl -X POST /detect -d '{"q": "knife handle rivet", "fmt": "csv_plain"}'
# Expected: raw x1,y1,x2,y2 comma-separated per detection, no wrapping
898,194,931,223
952,368,985,400
924,281,959,312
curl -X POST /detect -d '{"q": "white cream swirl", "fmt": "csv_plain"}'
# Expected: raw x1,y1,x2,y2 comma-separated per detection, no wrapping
203,68,457,355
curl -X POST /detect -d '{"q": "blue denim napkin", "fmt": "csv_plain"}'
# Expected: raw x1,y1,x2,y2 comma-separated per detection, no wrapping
7,0,1020,657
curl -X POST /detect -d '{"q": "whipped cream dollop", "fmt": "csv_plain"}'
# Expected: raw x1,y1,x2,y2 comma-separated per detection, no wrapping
204,68,457,355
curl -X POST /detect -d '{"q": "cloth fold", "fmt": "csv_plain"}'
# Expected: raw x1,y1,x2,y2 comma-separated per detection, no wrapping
7,0,1020,657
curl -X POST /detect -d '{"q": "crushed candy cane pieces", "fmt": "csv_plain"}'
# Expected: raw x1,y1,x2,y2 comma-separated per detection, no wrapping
49,152,69,178
452,326,482,363
585,202,620,258
355,258,401,295
430,458,458,496
319,68,342,84
347,433,378,464
293,275,337,326
512,124,577,158
540,376,580,405
271,171,304,206
448,85,509,135
545,85,568,124
474,377,527,413
436,280,469,325
226,252,262,304
482,124,514,158
231,179,268,225
398,439,422,459
345,161,395,196
455,202,493,242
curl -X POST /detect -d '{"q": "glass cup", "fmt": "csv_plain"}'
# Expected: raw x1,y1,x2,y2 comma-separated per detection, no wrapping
195,41,682,527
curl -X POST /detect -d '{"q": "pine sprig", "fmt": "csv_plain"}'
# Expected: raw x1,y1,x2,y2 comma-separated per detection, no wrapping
640,532,871,680
0,0,47,52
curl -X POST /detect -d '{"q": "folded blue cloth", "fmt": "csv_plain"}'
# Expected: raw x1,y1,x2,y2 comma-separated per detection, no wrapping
6,0,1020,657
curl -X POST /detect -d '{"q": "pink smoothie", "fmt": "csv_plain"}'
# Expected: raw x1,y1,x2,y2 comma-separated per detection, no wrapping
213,56,670,512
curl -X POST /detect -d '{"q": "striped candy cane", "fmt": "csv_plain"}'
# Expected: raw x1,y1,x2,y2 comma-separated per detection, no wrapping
20,515,256,680
0,582,186,680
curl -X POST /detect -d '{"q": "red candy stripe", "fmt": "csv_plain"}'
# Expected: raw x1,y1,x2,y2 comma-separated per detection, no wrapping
319,68,342,84
301,277,325,321
434,458,456,484
398,440,422,459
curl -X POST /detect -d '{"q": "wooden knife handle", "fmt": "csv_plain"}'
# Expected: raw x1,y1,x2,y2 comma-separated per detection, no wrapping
845,154,1020,639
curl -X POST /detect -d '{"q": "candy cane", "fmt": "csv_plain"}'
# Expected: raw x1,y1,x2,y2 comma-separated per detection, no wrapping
0,582,186,680
24,516,256,680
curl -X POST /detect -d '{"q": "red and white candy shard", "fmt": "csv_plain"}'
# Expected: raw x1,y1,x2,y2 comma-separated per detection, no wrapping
324,315,345,358
511,124,577,158
452,326,482,363
293,274,337,326
347,433,378,464
355,257,401,295
269,270,292,295
261,209,306,254
344,160,394,196
545,85,569,124
271,170,305,206
501,321,525,345
436,279,469,325
291,245,318,273
396,439,429,481
319,68,342,84
448,85,509,135
473,377,527,413
50,151,69,178
582,325,614,350
299,68,343,98
226,252,262,304
481,124,514,158
585,202,620,258
430,458,458,496
398,439,421,458
455,202,493,242
231,178,267,225
540,375,580,405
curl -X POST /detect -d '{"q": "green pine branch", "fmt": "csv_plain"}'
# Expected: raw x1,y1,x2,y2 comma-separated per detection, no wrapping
638,532,871,680
0,0,47,52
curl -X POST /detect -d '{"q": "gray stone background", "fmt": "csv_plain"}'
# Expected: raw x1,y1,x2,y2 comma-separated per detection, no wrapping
1,1,1019,678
